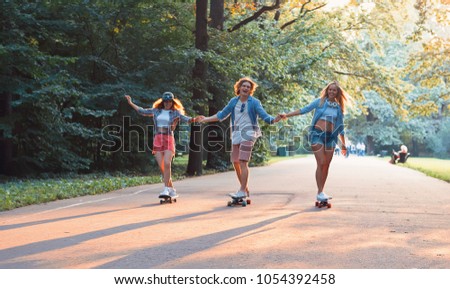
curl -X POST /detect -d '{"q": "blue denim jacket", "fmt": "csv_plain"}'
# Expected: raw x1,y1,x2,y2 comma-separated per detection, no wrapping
217,96,275,137
300,98,345,137
137,107,191,134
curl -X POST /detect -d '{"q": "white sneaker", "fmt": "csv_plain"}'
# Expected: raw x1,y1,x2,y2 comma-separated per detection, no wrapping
159,187,170,197
317,192,332,202
168,187,177,197
232,191,246,199
228,192,237,198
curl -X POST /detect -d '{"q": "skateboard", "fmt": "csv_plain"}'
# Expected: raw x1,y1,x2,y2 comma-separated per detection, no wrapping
227,196,251,207
159,194,178,205
315,200,331,209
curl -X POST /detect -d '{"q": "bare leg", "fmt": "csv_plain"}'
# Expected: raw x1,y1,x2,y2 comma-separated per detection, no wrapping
154,151,174,187
312,144,334,194
163,150,174,187
233,161,241,185
232,161,250,196
239,160,249,192
154,152,164,181
321,147,335,192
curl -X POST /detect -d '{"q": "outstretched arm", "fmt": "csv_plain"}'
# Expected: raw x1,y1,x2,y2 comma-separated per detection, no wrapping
197,114,219,123
125,95,154,116
191,116,204,123
278,109,301,120
125,95,141,112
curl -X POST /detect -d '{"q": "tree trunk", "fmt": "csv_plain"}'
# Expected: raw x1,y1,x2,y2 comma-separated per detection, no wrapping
365,109,375,155
0,92,13,175
205,0,228,170
186,0,208,176
210,0,224,30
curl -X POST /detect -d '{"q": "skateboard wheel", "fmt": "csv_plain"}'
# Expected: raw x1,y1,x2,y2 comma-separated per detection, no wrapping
327,203,332,208
227,201,232,207
315,201,319,207
247,199,251,205
242,201,247,207
174,198,177,203
160,200,163,204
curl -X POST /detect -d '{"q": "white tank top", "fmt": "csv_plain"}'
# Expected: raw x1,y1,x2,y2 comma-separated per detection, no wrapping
156,110,171,127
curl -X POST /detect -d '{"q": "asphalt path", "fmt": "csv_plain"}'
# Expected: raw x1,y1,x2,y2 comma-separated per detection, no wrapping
0,156,449,269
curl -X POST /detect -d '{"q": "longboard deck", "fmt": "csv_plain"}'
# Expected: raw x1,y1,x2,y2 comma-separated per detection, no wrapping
228,197,251,207
159,195,178,204
315,200,331,208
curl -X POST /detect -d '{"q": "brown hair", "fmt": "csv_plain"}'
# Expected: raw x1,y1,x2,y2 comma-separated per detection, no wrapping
233,77,258,96
152,97,185,115
319,81,350,113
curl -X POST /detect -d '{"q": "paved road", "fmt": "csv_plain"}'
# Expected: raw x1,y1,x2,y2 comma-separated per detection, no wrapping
0,156,449,269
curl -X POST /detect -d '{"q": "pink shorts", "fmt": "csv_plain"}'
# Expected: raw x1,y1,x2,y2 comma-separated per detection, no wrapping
153,134,175,154
231,141,254,162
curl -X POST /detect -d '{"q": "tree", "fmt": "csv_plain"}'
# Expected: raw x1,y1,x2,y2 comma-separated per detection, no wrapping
187,0,208,176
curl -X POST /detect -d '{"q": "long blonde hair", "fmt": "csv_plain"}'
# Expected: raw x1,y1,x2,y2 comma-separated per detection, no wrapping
152,98,185,115
319,81,349,113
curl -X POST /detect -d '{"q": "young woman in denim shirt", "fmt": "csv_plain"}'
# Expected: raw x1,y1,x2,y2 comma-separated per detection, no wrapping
280,81,349,202
125,92,199,198
198,77,282,199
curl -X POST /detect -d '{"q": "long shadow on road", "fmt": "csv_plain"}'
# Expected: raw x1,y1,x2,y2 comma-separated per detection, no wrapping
0,207,222,268
95,211,299,269
0,199,298,269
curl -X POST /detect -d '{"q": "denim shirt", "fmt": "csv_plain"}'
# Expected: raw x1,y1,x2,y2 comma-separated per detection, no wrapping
137,107,191,134
217,96,275,138
300,98,345,137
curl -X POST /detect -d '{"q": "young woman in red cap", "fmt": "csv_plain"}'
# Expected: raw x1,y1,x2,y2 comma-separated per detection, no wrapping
125,92,199,198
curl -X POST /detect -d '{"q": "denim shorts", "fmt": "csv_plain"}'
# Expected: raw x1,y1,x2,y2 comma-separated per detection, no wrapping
309,128,337,149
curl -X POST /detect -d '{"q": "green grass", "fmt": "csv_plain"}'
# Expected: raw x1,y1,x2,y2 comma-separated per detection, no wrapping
395,157,450,183
0,174,164,211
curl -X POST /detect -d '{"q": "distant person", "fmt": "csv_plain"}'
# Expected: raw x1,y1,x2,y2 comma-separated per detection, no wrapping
125,92,200,198
197,77,282,200
279,81,349,203
390,144,409,164
356,142,366,156
334,144,340,156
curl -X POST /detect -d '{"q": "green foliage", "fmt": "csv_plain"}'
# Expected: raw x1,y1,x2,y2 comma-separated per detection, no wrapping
0,174,162,211
1,0,447,177
1,1,197,175
422,117,450,158
338,0,448,156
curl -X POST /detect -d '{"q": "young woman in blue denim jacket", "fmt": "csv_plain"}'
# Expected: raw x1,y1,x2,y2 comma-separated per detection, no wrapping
198,77,282,199
280,81,349,202
125,92,199,198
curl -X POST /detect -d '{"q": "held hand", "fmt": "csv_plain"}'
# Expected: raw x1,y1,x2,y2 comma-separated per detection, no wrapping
195,115,205,123
124,95,132,104
280,113,288,120
275,113,287,122
273,115,281,123
341,145,347,156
